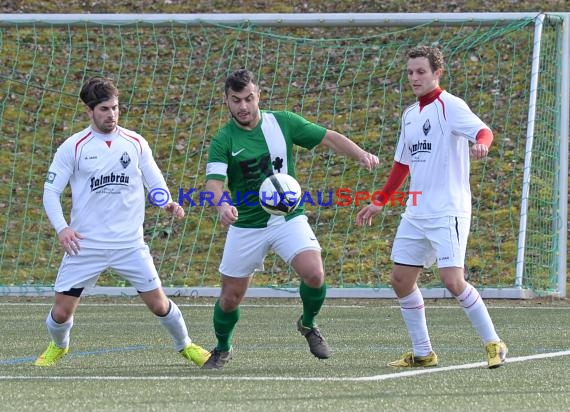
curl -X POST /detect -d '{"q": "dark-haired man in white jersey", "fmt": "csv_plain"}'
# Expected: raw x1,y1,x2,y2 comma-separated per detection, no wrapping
35,76,210,367
356,46,507,369
203,69,379,369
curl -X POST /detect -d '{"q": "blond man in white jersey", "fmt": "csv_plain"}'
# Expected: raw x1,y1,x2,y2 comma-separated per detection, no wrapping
356,46,508,369
35,76,210,367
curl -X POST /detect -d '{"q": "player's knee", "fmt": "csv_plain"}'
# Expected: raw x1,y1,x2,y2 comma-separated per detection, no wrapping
218,276,248,311
389,273,415,296
293,261,324,286
148,300,170,316
300,269,325,288
138,289,170,316
50,306,74,323
443,278,467,296
440,267,467,295
219,294,241,312
389,273,404,288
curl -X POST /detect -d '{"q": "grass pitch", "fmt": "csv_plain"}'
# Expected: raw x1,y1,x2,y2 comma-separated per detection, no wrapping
1,297,570,411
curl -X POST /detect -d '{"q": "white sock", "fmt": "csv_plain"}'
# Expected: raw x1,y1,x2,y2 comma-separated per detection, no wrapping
399,288,432,356
46,310,73,349
456,284,500,344
158,300,191,351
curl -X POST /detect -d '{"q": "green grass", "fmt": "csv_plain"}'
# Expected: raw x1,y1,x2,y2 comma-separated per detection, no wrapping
1,297,570,411
3,0,569,14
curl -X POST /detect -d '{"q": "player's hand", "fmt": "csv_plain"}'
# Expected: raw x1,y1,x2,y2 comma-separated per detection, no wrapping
216,203,238,227
470,143,489,160
355,204,383,227
359,152,380,171
57,227,83,255
164,202,185,219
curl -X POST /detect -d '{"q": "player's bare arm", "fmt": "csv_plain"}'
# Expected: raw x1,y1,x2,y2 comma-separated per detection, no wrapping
205,179,238,226
320,130,379,171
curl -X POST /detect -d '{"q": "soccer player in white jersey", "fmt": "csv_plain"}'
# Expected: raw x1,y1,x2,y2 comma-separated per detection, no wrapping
356,46,508,368
35,76,210,367
202,69,379,369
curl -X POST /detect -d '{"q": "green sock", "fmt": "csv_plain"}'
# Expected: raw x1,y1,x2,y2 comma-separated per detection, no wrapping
299,281,327,327
213,300,240,352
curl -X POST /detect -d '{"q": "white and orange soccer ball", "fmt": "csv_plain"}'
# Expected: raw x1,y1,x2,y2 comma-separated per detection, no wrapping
258,174,302,216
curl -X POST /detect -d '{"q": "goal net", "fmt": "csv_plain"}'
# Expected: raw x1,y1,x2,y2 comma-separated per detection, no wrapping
0,13,567,298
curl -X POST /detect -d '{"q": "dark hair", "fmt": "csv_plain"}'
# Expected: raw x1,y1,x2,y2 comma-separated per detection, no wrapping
407,46,445,73
224,69,257,95
80,76,119,109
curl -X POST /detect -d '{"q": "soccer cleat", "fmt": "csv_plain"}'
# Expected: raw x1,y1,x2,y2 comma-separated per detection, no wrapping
297,316,331,359
486,341,508,369
34,341,69,366
387,350,438,367
201,347,233,370
179,343,211,367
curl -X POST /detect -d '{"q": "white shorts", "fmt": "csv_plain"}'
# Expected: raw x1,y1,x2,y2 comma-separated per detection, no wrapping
391,215,470,268
219,215,321,277
54,244,162,293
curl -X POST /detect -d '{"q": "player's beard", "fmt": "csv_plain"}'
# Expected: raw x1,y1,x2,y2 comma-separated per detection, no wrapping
231,110,259,129
94,118,117,134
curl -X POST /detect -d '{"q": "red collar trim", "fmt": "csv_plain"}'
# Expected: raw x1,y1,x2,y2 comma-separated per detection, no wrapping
418,87,443,111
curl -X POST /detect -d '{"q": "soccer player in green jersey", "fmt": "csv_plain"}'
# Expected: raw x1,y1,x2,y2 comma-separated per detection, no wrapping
202,69,379,369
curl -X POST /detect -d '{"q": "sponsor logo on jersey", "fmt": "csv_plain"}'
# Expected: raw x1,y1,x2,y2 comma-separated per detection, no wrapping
409,139,432,156
90,172,130,192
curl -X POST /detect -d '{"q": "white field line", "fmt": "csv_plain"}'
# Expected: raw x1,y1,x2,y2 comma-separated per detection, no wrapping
1,350,569,382
1,302,569,310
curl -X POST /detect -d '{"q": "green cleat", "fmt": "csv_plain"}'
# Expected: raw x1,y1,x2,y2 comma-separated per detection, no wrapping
34,341,69,366
180,343,211,367
486,341,508,369
387,350,438,368
201,347,233,370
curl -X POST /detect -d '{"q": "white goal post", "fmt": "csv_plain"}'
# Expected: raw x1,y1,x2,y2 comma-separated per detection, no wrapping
0,12,567,299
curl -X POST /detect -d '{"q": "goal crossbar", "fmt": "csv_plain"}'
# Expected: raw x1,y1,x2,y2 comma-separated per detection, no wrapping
0,12,553,27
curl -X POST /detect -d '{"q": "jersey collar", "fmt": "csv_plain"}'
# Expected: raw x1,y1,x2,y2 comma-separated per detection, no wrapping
418,87,443,111
90,126,119,140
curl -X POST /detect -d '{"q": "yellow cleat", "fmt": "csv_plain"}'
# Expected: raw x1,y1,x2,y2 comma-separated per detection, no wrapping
34,341,69,366
180,343,211,367
486,341,508,369
388,350,438,367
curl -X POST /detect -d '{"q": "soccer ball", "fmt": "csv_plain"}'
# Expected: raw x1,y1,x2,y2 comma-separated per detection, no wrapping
258,174,302,216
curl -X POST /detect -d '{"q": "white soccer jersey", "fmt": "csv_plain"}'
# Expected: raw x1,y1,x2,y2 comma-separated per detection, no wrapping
44,126,172,248
394,89,490,218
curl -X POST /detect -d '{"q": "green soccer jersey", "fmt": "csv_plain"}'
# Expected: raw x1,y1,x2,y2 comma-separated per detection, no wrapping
206,110,326,228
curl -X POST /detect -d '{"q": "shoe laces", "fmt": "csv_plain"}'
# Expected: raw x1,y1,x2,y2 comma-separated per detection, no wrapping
403,352,415,364
210,348,222,360
307,326,325,342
